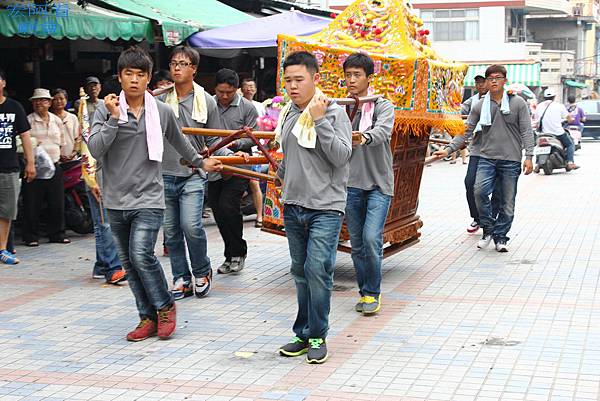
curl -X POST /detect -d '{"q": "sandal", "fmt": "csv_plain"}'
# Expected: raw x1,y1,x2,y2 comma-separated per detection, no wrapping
25,241,39,247
49,238,71,244
254,220,263,228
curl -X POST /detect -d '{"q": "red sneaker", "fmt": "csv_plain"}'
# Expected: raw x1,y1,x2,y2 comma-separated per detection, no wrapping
126,318,157,342
107,270,127,285
157,303,176,340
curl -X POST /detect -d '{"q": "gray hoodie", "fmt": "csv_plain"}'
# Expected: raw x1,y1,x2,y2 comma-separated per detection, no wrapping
276,102,352,213
348,97,395,196
447,94,534,162
157,91,221,178
88,100,203,210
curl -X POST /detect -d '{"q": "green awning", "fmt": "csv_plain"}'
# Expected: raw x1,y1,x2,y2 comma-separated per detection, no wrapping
98,0,254,46
464,63,541,87
0,0,153,42
565,80,587,89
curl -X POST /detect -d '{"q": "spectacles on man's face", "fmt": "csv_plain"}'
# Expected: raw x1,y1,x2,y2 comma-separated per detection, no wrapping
169,61,193,68
486,75,505,82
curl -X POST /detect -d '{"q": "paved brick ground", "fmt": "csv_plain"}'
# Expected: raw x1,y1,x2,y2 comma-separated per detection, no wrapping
1,142,599,401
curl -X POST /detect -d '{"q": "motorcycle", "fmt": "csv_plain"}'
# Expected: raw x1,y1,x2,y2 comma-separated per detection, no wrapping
567,125,582,151
534,133,572,175
61,159,94,234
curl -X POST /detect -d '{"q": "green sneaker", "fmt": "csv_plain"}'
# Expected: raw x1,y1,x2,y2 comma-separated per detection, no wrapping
279,336,308,357
355,296,365,312
306,338,328,364
362,295,381,315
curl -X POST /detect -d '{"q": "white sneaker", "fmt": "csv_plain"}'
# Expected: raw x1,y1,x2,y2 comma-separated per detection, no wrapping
467,220,480,233
495,241,509,253
477,235,493,249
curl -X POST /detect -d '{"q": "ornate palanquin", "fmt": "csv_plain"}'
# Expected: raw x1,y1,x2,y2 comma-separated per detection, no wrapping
262,0,468,257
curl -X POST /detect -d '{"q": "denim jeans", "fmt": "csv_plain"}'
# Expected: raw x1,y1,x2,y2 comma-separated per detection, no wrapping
557,133,575,163
107,208,172,320
163,174,211,283
474,158,521,243
465,155,501,223
87,190,122,278
345,187,391,297
283,204,343,340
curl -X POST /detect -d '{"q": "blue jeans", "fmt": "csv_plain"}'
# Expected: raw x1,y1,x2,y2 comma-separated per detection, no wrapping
465,155,501,223
474,158,521,243
163,174,211,283
557,133,575,163
345,187,391,298
107,208,172,320
87,190,122,278
283,205,343,340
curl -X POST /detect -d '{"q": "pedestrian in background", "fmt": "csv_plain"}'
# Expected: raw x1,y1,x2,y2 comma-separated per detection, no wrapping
0,69,36,264
51,88,81,162
23,88,70,247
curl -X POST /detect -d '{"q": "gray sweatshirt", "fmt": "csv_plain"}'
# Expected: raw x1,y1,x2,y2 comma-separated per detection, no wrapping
276,102,352,213
206,93,259,181
88,100,203,210
213,93,258,152
348,97,395,196
158,91,221,178
447,94,535,162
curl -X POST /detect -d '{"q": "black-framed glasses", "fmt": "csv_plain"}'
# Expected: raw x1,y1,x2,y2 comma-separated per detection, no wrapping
486,76,505,82
169,61,193,68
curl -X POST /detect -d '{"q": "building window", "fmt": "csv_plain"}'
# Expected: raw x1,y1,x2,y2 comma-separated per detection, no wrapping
421,9,479,41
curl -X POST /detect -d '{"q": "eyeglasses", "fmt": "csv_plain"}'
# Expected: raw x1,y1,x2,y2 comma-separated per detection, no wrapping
486,76,505,82
169,61,193,68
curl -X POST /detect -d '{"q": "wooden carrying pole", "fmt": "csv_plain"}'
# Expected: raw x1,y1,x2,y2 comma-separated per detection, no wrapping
221,165,275,182
213,156,268,165
182,127,362,143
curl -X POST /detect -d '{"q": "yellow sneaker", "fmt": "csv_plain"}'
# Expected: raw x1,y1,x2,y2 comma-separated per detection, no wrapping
362,295,381,315
355,296,366,312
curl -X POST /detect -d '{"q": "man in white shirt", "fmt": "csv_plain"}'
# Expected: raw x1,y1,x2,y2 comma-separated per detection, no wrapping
534,88,579,170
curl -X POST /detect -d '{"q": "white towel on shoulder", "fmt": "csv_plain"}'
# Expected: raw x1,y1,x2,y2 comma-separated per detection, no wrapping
474,91,510,133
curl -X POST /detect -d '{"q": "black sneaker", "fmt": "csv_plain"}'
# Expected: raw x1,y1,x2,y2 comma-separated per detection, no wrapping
306,338,328,364
278,336,308,357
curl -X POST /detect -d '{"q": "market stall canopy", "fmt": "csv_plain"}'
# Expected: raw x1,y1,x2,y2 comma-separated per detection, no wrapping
565,79,587,89
277,0,468,136
0,0,153,42
98,0,253,46
188,11,331,58
464,63,541,87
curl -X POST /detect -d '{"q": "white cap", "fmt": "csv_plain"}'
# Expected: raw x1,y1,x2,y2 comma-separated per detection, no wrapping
473,71,486,80
544,88,557,98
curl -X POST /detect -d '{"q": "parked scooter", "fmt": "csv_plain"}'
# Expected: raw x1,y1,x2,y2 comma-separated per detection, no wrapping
534,133,572,175
567,125,582,151
61,159,93,234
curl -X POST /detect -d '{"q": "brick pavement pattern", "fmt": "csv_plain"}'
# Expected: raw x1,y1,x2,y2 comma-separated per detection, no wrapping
1,143,599,401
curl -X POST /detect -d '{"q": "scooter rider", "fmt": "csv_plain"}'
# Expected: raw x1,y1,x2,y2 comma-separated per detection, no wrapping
566,95,586,135
534,88,579,171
